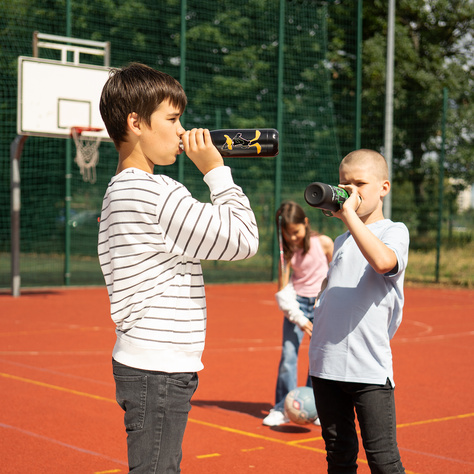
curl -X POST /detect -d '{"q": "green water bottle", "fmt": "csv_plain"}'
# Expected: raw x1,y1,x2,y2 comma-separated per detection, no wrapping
304,182,349,214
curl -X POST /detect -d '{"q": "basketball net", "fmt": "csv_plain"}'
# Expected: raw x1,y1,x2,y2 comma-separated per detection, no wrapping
71,127,102,183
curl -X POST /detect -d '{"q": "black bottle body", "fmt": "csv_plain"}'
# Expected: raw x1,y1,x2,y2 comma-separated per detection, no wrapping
210,129,279,157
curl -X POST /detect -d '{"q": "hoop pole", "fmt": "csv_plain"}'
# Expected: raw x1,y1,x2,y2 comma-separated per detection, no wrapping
10,135,28,297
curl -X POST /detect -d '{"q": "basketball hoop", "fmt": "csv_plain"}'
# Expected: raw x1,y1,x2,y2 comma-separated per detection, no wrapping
71,126,102,183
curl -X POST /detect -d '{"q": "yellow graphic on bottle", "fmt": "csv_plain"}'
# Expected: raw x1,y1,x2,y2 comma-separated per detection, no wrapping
223,130,262,154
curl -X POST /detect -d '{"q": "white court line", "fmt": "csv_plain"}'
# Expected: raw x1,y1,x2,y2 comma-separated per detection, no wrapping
400,446,474,467
395,330,474,343
0,351,109,355
205,346,283,352
0,357,112,387
0,422,127,467
405,320,433,336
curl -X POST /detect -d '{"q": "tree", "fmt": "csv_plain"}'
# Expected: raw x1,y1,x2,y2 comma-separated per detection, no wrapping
360,0,473,233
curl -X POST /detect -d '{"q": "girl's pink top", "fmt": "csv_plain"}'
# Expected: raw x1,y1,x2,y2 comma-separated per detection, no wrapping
291,235,328,297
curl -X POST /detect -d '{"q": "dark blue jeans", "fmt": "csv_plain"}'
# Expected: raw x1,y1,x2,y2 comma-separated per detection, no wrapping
113,359,198,473
311,377,405,474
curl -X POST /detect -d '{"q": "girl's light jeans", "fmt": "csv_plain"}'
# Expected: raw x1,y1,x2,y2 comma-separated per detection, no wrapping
273,294,316,411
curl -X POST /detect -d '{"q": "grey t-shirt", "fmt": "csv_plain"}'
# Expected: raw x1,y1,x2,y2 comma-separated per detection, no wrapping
309,219,409,385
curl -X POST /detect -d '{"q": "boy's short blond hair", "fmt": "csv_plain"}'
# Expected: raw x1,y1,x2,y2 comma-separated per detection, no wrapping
340,149,389,181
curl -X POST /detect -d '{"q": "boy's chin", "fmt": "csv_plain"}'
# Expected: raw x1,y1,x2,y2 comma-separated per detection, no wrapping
157,155,177,166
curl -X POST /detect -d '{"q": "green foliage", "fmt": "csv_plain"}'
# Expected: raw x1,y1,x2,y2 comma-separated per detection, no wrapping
362,0,474,235
0,0,472,288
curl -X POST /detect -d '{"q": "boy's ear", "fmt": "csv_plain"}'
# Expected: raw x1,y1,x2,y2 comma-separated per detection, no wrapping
380,179,391,198
127,112,141,137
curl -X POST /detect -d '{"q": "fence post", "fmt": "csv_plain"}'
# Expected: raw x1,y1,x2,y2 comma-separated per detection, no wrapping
179,0,187,184
435,88,448,282
64,139,72,285
355,0,363,150
272,0,285,281
384,0,395,219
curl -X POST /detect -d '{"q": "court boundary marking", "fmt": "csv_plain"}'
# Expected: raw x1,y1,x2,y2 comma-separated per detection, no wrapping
0,422,127,467
5,371,474,473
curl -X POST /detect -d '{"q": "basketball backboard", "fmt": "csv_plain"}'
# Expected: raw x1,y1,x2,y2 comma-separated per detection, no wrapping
17,56,112,141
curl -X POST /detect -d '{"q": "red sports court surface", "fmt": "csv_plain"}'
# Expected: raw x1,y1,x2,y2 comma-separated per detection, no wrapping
1,283,473,473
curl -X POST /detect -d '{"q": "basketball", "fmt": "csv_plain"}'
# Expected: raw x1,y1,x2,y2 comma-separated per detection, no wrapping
284,386,318,425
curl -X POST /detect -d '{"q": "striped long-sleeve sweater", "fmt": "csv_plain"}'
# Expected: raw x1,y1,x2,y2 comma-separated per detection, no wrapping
98,166,259,373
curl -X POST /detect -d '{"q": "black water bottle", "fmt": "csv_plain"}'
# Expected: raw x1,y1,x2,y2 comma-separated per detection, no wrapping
210,128,279,157
304,182,349,212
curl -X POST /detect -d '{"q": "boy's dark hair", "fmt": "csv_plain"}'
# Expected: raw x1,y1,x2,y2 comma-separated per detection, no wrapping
99,62,187,147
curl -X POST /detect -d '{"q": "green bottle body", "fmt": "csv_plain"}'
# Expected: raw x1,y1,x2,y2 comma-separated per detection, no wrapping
304,182,349,212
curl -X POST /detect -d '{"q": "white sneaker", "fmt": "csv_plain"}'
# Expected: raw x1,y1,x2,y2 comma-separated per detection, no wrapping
313,417,321,426
263,409,290,426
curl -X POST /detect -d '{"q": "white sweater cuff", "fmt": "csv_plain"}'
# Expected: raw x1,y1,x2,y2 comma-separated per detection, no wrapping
203,166,233,191
288,311,310,329
275,282,309,329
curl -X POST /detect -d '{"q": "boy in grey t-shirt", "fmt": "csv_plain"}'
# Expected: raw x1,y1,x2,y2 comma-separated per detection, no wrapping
309,149,409,473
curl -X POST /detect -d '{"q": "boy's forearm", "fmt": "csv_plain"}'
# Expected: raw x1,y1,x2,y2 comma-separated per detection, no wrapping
341,209,397,274
204,167,259,259
317,277,327,300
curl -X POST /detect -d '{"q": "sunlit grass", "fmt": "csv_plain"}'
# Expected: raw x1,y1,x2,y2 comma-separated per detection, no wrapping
1,242,472,289
406,242,473,288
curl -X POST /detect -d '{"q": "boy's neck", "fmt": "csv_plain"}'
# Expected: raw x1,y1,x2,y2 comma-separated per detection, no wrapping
116,146,154,175
361,209,385,225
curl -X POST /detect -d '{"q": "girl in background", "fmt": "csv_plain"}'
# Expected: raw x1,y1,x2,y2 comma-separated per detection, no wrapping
263,201,333,427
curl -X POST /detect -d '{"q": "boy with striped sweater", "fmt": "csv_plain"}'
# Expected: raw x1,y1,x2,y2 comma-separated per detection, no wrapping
98,62,259,473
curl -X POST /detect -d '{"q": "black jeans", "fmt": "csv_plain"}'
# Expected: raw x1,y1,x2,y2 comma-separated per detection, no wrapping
311,377,405,474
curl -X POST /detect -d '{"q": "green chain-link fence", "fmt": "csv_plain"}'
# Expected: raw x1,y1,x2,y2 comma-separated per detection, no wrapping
1,0,358,289
1,0,472,291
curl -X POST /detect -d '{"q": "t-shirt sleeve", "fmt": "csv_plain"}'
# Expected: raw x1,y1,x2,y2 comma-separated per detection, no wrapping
381,222,410,277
